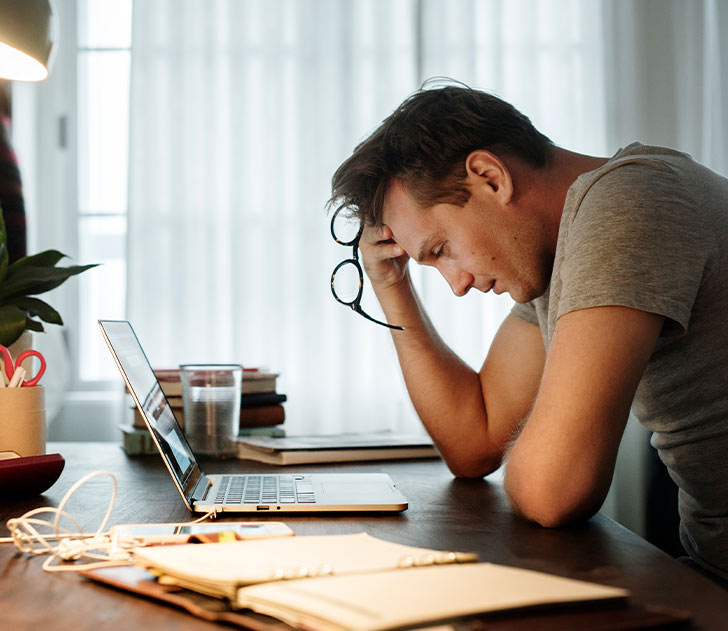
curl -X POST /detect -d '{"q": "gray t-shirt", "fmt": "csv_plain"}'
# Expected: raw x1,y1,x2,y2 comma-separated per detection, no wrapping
512,143,728,578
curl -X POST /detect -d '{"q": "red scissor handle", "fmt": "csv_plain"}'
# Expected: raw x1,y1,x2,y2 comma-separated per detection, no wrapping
0,346,14,380
13,350,47,387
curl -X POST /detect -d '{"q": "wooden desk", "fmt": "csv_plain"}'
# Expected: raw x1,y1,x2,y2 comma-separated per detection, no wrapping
1,443,727,629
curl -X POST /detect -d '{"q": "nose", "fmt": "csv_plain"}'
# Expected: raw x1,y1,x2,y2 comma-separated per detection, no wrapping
441,265,473,297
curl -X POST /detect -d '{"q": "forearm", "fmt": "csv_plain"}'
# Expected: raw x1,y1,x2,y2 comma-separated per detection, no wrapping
375,280,503,477
502,306,663,528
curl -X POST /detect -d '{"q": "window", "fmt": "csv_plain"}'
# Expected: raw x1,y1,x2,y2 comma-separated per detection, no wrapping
76,0,132,382
10,0,133,438
16,0,607,441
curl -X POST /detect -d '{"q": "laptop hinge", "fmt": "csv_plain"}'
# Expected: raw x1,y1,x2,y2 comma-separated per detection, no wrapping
191,474,212,503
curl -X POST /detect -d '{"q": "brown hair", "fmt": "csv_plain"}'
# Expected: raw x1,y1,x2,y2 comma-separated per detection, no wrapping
329,82,553,226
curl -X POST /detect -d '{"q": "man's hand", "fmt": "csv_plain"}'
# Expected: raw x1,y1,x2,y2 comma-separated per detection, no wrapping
360,224,410,290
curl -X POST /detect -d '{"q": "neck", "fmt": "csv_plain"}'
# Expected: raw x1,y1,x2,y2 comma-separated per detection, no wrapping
509,147,609,250
547,146,609,196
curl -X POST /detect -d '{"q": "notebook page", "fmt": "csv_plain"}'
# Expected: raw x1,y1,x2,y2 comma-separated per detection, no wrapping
235,563,629,631
133,532,477,599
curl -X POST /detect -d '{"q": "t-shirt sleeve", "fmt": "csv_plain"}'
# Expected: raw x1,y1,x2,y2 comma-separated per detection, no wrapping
557,161,714,336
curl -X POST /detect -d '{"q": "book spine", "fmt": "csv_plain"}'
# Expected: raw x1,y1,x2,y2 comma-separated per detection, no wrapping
160,393,287,408
235,446,439,465
241,380,277,394
238,426,286,438
153,376,283,399
240,405,286,428
241,392,287,408
134,402,284,430
119,425,159,455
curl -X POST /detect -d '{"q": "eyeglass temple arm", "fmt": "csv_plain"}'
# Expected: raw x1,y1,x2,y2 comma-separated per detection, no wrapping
350,304,405,331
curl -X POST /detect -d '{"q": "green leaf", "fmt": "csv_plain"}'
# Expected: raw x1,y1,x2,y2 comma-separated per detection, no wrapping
7,249,67,275
14,297,64,325
0,207,8,285
0,242,7,286
25,317,45,333
0,303,27,346
0,263,100,301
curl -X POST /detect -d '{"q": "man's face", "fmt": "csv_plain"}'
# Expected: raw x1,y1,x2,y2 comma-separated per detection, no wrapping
382,178,552,303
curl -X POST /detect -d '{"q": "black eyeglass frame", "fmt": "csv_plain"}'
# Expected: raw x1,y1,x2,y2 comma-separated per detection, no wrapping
330,207,405,331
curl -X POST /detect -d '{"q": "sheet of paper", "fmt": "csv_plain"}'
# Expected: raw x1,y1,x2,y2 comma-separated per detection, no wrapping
236,563,629,631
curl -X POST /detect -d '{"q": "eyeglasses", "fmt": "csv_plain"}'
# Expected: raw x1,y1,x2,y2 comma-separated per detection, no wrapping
330,207,405,330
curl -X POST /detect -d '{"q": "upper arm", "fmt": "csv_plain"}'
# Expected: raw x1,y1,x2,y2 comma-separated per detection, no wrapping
504,305,663,527
479,313,546,455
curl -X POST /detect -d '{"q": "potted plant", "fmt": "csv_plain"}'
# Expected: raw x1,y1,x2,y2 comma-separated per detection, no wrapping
0,206,98,347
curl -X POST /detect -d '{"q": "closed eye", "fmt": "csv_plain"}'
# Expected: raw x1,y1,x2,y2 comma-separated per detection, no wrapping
417,239,447,264
432,242,447,259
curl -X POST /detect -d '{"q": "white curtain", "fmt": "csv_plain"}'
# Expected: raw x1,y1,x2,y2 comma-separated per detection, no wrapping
128,0,421,435
602,0,727,174
127,0,607,436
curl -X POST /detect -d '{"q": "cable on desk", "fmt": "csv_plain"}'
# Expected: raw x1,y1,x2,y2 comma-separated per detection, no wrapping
1,470,218,573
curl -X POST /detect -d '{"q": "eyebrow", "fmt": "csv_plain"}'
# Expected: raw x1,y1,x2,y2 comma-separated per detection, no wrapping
416,239,434,264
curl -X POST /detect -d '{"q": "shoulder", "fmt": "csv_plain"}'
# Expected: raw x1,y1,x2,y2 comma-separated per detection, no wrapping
560,144,721,249
567,144,694,219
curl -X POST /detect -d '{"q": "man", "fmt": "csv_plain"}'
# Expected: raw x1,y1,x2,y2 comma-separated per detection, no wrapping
328,84,728,584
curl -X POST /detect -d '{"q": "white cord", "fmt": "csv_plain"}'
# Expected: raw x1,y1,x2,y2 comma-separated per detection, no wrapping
3,470,218,573
4,471,132,572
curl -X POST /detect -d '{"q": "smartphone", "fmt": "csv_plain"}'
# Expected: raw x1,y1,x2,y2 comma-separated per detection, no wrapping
109,521,293,545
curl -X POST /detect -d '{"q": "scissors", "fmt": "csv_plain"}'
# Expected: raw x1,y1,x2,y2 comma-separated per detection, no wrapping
0,345,47,387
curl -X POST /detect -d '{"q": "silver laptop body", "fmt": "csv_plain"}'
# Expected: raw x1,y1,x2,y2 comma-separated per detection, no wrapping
99,320,408,514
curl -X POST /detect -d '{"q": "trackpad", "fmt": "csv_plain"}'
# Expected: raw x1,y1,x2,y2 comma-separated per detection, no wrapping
319,480,396,502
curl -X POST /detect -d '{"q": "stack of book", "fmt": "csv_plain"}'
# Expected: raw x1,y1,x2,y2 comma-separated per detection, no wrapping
121,367,286,455
238,369,287,434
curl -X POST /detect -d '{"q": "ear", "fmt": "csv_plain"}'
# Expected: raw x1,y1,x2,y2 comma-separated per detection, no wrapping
464,150,513,204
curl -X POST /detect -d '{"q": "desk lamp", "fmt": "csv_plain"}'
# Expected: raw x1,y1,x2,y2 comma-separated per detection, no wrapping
0,0,55,81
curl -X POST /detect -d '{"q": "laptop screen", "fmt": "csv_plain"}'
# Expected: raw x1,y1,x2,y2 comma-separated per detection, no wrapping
99,320,198,488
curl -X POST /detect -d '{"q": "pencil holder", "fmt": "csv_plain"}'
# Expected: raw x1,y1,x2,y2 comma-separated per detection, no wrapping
0,386,46,458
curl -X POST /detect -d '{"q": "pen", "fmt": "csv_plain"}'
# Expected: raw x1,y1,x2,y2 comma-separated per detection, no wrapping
8,366,26,388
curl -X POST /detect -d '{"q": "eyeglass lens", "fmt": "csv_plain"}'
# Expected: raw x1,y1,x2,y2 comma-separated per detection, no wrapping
330,208,404,331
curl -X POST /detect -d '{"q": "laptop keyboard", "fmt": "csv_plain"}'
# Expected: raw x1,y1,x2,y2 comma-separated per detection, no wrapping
213,475,316,505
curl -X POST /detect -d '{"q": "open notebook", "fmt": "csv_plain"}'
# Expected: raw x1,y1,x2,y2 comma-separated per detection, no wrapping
133,533,477,599
131,533,629,631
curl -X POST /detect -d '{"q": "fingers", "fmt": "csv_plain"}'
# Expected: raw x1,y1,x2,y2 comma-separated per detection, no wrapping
361,226,405,258
374,224,394,242
362,224,398,248
385,243,405,258
359,225,409,287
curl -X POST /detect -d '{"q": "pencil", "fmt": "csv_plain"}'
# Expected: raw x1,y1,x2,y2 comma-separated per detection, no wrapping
8,366,26,388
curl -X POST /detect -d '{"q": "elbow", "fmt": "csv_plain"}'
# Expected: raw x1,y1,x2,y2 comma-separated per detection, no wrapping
444,453,502,479
504,468,600,528
518,502,590,529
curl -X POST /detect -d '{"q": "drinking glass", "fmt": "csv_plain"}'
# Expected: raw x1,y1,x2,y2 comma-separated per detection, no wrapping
179,364,242,457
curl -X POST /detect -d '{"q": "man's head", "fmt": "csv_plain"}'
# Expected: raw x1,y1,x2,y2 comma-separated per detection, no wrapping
329,83,558,303
329,83,554,226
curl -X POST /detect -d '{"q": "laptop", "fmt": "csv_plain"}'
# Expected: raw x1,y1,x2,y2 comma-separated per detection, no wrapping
99,320,408,514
